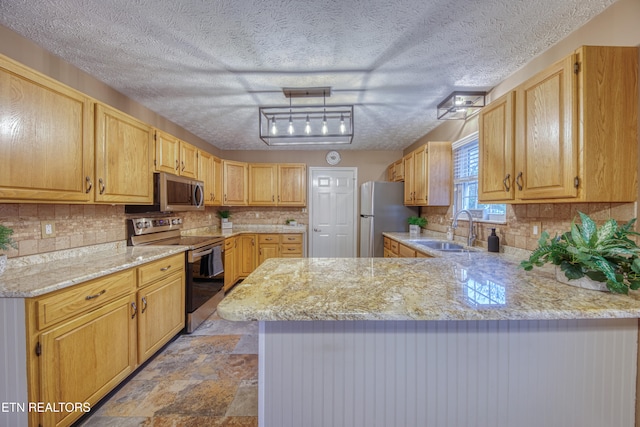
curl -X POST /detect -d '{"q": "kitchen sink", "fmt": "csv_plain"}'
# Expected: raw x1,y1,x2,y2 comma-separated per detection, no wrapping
410,240,467,252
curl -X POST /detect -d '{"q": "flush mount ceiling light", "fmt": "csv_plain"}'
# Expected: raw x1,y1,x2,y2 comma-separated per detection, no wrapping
437,91,487,120
259,87,354,146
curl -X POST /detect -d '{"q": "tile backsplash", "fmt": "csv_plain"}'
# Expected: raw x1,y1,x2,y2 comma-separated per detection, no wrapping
423,202,637,251
0,204,309,258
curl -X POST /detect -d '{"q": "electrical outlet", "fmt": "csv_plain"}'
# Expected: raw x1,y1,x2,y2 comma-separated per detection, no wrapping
256,213,260,218
41,221,56,238
531,221,542,237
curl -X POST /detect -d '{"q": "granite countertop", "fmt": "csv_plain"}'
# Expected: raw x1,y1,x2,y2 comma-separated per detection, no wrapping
182,224,307,238
0,242,187,298
217,233,640,322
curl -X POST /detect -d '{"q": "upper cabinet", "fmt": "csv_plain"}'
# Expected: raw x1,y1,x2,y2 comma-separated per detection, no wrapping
94,103,154,204
248,163,307,206
0,55,94,203
403,141,451,206
386,159,405,182
154,129,198,178
223,160,248,206
479,45,638,204
198,150,223,206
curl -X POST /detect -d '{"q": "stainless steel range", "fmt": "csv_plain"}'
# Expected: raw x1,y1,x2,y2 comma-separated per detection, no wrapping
127,215,225,333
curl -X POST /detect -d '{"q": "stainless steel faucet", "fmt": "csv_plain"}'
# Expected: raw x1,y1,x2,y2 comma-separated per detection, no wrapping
452,209,476,247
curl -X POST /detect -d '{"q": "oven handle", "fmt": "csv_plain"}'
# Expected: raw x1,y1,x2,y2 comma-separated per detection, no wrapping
191,247,214,260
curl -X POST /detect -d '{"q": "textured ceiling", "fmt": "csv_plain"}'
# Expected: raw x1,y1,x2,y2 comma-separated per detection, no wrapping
0,0,617,151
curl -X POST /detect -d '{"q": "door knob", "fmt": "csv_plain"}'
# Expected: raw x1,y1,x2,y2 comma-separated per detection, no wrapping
313,228,322,232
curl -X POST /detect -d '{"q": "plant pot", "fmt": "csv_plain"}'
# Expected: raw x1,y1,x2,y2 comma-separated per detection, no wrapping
0,254,6,275
409,224,420,235
221,218,229,223
555,267,609,292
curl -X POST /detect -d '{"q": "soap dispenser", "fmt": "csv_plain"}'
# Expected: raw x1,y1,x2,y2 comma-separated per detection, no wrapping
488,228,500,253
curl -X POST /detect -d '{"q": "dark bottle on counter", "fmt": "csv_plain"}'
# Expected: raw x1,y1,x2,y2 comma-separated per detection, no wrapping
488,228,500,252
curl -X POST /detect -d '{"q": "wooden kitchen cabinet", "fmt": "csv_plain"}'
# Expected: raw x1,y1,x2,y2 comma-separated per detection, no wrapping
258,234,280,265
0,54,94,203
224,237,239,291
248,163,307,206
154,129,199,179
198,150,223,206
479,45,638,204
25,254,185,427
403,141,451,206
223,160,248,206
237,234,257,278
387,159,405,182
95,103,154,204
136,253,185,364
27,269,138,427
280,233,303,257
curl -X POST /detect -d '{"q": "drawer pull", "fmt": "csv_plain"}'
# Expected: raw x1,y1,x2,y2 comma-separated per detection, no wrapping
160,265,172,272
85,289,106,300
141,296,147,314
287,248,296,251
131,301,137,319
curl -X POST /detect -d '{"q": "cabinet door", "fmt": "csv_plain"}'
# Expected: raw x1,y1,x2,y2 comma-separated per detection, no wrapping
515,54,578,200
237,234,257,278
212,156,223,206
198,150,216,205
223,243,236,291
154,129,180,174
39,294,137,427
403,154,414,204
278,164,307,206
413,147,428,205
95,103,153,203
249,164,277,205
0,56,93,202
223,160,248,206
179,141,198,178
138,271,185,363
478,91,516,202
258,244,279,265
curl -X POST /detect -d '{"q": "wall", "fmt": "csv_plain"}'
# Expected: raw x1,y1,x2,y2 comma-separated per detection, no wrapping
414,0,640,251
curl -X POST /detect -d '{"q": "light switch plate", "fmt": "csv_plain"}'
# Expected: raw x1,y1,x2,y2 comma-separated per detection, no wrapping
531,221,542,237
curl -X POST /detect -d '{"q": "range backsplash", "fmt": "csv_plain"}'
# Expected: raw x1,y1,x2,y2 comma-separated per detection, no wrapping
0,204,309,258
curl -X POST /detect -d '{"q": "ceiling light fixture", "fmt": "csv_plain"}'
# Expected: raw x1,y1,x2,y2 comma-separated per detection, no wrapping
259,87,354,146
437,91,487,120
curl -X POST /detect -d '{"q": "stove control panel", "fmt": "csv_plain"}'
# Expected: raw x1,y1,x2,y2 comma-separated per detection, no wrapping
130,216,183,235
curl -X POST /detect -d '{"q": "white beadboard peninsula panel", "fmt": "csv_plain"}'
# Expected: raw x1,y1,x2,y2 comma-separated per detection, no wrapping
0,298,28,427
260,319,638,427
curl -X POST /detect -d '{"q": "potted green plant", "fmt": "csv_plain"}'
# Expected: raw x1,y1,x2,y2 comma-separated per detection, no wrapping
408,216,427,235
217,210,231,222
0,224,17,274
286,219,297,226
520,211,640,294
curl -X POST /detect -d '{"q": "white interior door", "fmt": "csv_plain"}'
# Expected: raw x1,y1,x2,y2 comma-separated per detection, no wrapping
309,167,357,257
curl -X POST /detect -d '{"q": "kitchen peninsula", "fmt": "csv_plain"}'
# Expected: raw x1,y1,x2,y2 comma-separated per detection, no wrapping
218,239,640,427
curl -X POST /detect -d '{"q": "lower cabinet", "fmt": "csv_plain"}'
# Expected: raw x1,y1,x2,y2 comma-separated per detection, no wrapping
26,253,185,427
383,236,431,258
224,237,238,291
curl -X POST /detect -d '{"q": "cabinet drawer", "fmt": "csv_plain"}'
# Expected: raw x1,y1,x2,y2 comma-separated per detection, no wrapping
281,244,302,256
259,234,279,244
384,237,391,250
138,253,185,288
224,238,235,250
280,234,302,244
389,239,399,254
399,244,416,257
384,248,397,258
36,269,135,330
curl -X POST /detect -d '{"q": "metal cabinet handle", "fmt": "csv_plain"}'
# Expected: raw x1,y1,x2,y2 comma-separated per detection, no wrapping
175,160,179,171
85,176,93,194
503,173,511,192
272,195,275,202
131,301,137,319
98,178,106,194
141,296,147,314
160,265,172,271
85,289,106,300
516,172,523,191
181,161,185,172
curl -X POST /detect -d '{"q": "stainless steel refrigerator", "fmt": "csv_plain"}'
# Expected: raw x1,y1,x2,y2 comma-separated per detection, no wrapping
360,181,419,257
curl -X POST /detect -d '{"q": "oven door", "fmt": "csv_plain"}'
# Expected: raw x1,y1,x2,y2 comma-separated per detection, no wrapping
186,243,224,315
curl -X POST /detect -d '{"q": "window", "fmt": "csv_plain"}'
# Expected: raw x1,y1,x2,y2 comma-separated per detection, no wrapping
452,132,506,222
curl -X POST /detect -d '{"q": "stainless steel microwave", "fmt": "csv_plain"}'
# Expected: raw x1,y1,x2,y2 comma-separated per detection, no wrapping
125,172,204,213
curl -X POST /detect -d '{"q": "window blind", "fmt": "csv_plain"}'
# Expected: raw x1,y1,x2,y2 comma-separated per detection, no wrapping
453,140,478,182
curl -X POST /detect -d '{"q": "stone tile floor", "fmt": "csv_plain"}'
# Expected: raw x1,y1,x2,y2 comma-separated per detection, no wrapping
77,311,258,426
